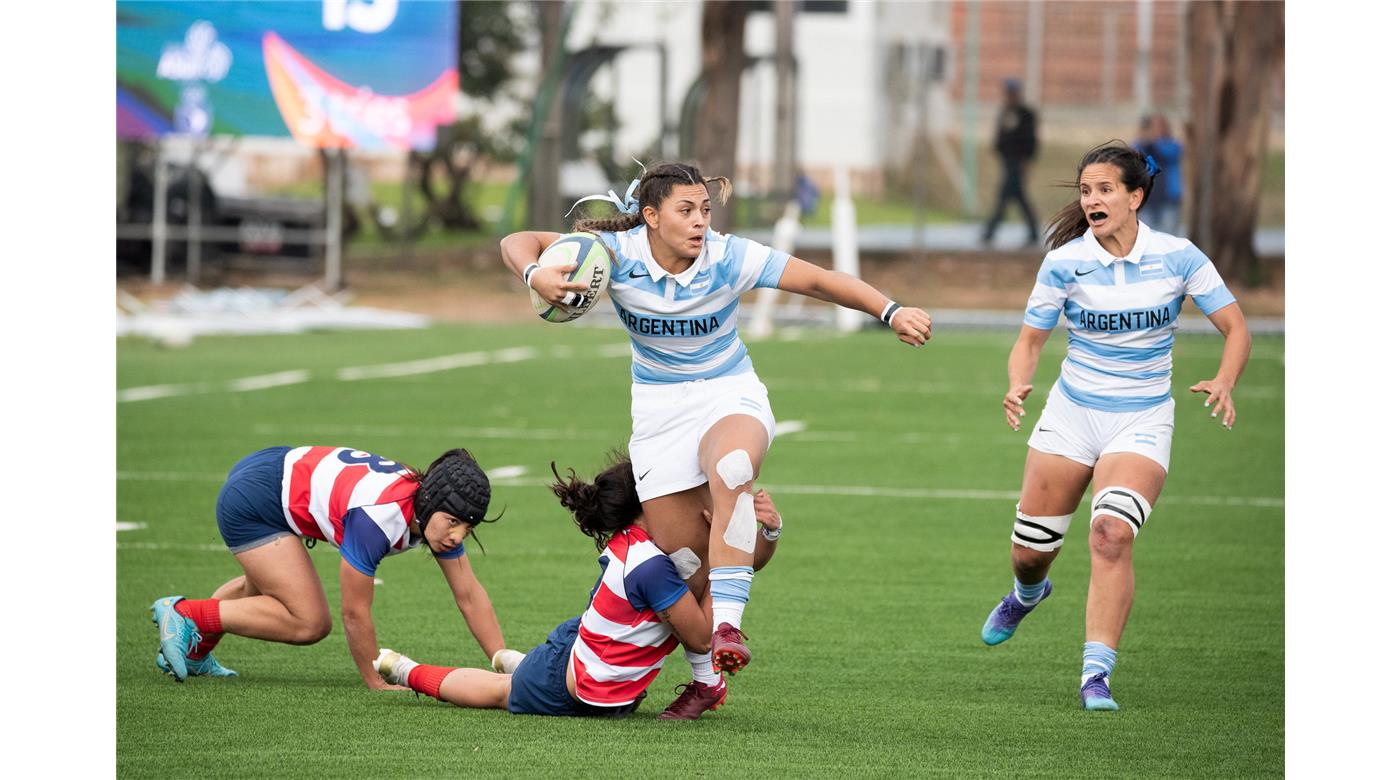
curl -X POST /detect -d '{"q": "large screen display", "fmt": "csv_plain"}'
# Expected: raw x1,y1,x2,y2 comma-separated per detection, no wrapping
117,0,458,151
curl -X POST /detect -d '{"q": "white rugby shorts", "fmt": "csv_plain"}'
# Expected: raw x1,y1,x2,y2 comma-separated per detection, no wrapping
1026,381,1175,472
628,371,776,502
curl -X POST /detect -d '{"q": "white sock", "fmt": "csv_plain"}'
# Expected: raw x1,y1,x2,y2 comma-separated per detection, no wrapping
685,649,721,686
712,604,744,630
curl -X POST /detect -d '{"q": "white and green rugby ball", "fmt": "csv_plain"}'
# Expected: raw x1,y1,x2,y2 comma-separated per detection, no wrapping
529,232,613,323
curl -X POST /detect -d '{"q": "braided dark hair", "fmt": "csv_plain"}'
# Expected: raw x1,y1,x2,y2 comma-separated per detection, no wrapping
550,450,641,552
1044,140,1159,250
572,162,733,234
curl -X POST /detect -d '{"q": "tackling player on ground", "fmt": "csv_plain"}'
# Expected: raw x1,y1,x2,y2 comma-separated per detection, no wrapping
500,162,930,713
982,141,1251,710
149,446,520,689
375,453,785,720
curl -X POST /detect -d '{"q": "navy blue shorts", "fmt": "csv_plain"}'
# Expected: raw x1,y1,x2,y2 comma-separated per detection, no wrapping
215,447,294,553
506,616,645,718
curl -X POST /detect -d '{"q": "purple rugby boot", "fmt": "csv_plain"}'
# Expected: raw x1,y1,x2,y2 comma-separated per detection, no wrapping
1080,672,1120,711
980,580,1052,646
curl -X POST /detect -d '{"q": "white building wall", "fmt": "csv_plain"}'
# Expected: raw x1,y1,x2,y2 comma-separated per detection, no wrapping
547,1,886,184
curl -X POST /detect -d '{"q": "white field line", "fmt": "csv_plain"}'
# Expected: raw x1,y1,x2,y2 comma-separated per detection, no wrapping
232,423,991,448
114,469,1281,509
117,344,633,403
116,522,147,532
250,423,623,441
337,347,537,381
119,370,312,403
116,465,528,483
118,542,227,552
761,378,1283,400
118,384,189,402
772,420,808,437
228,370,310,392
748,482,1284,509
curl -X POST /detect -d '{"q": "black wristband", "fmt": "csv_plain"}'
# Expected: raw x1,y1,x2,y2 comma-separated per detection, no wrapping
880,301,903,326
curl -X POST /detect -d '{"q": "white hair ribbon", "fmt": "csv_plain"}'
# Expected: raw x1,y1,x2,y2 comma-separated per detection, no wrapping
563,159,648,218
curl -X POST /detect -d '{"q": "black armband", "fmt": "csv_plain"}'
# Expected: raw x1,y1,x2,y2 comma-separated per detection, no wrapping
880,301,903,326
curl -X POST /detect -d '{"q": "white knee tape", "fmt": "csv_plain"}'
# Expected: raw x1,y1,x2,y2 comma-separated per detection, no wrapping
668,547,702,580
1011,503,1073,552
1090,486,1152,536
716,449,754,490
721,492,757,554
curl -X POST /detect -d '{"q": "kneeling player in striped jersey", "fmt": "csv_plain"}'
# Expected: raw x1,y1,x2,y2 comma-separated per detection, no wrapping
376,453,784,720
149,446,518,689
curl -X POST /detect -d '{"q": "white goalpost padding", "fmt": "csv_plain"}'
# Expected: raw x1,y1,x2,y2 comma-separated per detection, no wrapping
748,165,862,338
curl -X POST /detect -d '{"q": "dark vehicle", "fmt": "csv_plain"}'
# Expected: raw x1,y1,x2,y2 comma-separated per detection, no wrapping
117,155,323,278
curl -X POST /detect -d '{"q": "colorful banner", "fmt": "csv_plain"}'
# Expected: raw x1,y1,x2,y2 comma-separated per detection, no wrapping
116,1,458,151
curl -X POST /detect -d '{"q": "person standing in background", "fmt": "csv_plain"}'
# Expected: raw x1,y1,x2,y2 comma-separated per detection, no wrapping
982,78,1040,249
1133,115,1184,235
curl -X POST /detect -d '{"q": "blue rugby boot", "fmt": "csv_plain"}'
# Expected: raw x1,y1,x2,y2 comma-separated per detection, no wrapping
1080,672,1120,711
156,652,238,678
980,580,1052,645
151,596,201,682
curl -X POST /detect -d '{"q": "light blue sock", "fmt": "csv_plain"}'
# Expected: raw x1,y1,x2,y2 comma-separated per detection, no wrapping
710,566,753,630
1082,641,1117,685
1013,576,1048,606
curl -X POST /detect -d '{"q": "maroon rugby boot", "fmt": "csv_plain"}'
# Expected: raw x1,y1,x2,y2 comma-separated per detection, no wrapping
658,677,728,720
711,623,751,673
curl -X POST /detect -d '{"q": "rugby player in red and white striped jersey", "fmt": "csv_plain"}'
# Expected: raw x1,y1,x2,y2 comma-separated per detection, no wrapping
374,453,784,720
150,446,521,690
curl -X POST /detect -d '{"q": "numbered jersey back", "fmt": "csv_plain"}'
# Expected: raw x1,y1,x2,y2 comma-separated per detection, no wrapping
279,446,418,551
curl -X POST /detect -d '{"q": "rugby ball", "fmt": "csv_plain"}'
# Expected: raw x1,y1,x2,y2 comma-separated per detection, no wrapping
529,232,613,323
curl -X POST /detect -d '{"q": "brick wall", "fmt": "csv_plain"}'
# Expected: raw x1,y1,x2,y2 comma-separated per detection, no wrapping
950,0,1189,111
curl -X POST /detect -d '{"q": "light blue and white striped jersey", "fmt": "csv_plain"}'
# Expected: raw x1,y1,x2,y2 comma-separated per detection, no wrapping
1024,223,1236,412
596,225,790,384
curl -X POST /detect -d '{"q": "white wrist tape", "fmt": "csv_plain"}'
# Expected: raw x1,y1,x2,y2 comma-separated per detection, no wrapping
760,518,782,542
491,648,526,674
522,263,541,287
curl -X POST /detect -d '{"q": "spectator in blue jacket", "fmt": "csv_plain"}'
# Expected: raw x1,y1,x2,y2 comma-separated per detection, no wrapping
1133,115,1183,235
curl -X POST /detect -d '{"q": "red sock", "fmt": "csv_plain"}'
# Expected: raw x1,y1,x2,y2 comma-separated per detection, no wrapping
406,664,456,700
174,599,224,659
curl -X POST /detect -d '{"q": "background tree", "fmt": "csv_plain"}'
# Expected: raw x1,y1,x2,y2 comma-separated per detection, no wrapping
695,0,748,233
1185,0,1284,284
407,0,525,234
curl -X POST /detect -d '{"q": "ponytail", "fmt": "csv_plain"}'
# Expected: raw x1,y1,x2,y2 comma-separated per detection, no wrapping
550,451,641,551
1044,140,1159,249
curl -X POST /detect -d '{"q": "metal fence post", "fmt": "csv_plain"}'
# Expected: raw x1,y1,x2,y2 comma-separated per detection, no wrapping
325,149,343,289
151,140,168,285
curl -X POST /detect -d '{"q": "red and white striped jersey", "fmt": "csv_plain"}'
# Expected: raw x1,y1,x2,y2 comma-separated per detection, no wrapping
278,446,451,576
570,525,689,707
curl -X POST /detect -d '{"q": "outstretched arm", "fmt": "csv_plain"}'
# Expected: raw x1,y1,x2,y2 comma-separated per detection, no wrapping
1190,302,1251,429
499,230,588,306
1005,325,1053,431
775,256,932,346
339,559,403,690
437,553,507,662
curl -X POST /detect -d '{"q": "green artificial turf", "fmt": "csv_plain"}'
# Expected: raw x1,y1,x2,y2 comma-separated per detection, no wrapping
117,322,1283,777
